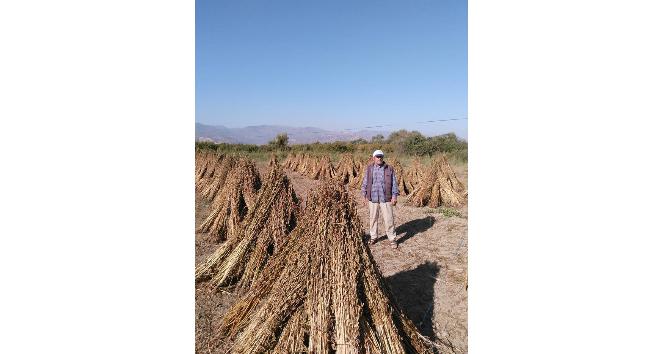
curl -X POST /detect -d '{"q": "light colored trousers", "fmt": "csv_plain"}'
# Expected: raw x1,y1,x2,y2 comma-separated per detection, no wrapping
369,202,396,241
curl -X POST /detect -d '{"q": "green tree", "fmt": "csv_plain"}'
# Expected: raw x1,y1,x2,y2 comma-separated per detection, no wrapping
268,133,289,150
386,129,411,144
428,133,467,153
403,132,432,156
371,134,384,143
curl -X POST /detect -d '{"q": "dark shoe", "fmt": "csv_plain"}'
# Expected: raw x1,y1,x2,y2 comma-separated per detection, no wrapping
369,238,378,245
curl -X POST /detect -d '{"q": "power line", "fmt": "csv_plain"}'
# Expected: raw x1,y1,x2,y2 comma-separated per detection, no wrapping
415,117,468,124
206,117,466,135
343,117,467,131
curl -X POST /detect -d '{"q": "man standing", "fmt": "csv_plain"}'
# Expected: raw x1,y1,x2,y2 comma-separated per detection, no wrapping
361,150,399,249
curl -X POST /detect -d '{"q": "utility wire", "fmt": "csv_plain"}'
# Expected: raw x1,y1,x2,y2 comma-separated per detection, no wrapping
210,116,466,134
343,117,467,131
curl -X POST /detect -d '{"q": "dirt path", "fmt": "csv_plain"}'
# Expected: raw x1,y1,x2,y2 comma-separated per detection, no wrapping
195,164,468,354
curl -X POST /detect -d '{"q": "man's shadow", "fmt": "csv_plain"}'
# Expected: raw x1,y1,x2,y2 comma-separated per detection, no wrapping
386,261,441,339
396,216,435,244
364,216,435,244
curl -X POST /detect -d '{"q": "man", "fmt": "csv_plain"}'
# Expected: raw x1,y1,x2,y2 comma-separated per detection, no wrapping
361,149,399,249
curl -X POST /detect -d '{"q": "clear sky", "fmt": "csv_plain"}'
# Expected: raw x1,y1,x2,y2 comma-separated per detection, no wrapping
196,0,467,139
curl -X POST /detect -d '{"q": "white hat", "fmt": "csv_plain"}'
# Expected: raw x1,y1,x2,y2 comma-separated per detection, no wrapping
372,150,385,157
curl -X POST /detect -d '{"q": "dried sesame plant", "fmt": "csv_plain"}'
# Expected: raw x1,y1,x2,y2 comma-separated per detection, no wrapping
335,153,360,185
297,154,316,175
309,155,336,180
197,158,261,242
195,165,299,290
195,150,213,181
200,154,237,201
268,154,278,168
350,157,374,190
282,153,294,170
404,157,425,189
391,159,415,196
292,153,306,171
407,155,467,208
282,153,295,169
219,183,433,354
195,151,225,191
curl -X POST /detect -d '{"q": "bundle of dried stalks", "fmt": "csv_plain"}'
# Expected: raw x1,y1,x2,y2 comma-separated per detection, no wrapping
309,155,336,180
404,157,425,189
195,150,214,174
349,157,374,189
197,158,262,242
349,163,364,189
407,155,467,208
293,153,305,171
281,153,292,169
194,151,209,179
268,154,278,168
391,159,415,196
335,153,359,184
354,158,365,174
297,154,315,175
200,155,237,201
196,165,299,289
283,153,298,170
220,183,433,353
195,151,224,189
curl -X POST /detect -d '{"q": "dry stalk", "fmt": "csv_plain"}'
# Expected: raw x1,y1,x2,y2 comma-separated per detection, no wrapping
407,155,467,208
200,155,237,201
335,153,360,185
391,159,415,196
197,157,261,242
309,155,336,180
350,157,374,190
195,165,300,290
220,183,433,353
297,154,315,175
282,153,295,170
268,154,278,167
405,157,425,190
195,151,225,190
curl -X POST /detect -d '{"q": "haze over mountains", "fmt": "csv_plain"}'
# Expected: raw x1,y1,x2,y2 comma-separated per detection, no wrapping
195,123,390,145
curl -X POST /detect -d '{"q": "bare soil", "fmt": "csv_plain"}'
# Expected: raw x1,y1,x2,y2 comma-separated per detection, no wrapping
195,163,468,354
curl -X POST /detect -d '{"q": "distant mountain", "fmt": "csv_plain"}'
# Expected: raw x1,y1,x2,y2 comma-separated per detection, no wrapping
195,123,389,145
194,124,237,143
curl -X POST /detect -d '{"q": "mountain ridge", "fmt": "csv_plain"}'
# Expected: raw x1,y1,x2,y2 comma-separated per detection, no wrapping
195,123,389,145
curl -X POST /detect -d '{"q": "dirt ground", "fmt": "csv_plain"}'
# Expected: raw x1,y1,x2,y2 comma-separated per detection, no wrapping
195,162,468,354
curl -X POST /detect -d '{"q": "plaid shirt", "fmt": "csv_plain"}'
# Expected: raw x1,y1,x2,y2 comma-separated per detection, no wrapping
361,163,399,203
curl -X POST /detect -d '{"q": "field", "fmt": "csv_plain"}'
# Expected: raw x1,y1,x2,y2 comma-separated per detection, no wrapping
195,155,468,353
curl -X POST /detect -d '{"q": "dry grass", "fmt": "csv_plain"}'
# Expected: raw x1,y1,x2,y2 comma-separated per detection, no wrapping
285,153,305,171
200,155,237,201
195,165,300,290
268,154,278,168
392,158,416,196
334,153,360,185
350,157,373,190
297,154,316,175
285,153,338,181
197,157,262,243
219,183,434,353
404,157,425,191
195,150,214,181
308,155,336,180
195,151,225,192
407,156,467,208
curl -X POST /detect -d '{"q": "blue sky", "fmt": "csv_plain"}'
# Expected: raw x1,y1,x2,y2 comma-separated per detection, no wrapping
196,0,467,139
